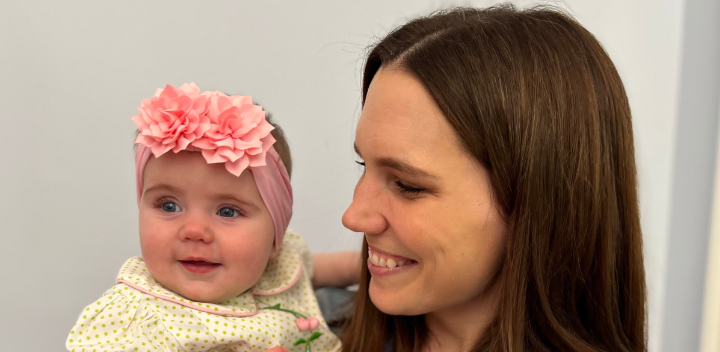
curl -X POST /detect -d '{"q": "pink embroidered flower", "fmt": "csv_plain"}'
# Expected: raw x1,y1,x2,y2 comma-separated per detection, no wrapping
191,91,275,176
132,83,212,157
295,317,319,332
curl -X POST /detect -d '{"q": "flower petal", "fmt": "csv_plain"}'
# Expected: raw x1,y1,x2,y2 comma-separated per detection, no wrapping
295,318,310,332
225,157,250,177
202,149,227,164
133,84,275,177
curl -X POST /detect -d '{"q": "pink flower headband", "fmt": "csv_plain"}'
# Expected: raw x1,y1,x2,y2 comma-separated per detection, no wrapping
132,83,292,250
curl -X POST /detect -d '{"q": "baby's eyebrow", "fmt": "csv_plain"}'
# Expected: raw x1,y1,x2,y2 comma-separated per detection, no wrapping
211,193,261,211
144,183,182,195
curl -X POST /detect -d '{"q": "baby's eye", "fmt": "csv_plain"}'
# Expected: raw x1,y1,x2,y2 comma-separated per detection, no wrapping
217,207,241,218
162,202,182,213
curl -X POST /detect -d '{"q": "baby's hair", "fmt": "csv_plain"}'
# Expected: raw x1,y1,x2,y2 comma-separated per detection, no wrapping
263,110,292,179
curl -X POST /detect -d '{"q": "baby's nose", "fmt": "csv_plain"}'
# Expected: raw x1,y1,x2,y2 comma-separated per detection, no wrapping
179,215,213,243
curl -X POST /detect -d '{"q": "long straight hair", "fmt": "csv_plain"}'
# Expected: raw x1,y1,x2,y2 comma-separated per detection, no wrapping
341,5,646,352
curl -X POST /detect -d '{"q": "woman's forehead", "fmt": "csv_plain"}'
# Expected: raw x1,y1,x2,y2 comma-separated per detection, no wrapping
357,69,463,160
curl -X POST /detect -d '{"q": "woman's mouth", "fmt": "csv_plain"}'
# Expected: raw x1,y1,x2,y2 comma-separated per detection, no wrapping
179,257,221,274
367,247,417,276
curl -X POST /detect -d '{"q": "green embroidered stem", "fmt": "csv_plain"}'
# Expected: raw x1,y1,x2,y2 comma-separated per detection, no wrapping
292,332,323,351
260,304,308,319
265,304,323,351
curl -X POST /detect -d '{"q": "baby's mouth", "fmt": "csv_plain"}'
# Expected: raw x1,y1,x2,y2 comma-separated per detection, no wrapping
179,258,221,274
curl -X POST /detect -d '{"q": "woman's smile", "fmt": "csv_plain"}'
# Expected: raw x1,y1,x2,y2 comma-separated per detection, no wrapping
366,245,418,276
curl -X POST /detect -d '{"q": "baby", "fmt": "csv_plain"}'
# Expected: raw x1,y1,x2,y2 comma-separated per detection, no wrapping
66,83,341,352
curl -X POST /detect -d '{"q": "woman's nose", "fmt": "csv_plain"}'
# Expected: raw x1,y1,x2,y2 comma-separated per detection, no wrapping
342,174,388,235
179,214,214,243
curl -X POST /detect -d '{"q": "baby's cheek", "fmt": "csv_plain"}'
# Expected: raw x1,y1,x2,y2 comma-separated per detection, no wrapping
139,228,169,261
227,244,272,285
138,224,175,283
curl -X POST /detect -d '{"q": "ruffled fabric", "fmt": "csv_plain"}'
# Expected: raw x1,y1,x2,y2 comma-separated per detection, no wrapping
131,83,276,177
192,91,276,176
116,257,260,317
132,83,211,157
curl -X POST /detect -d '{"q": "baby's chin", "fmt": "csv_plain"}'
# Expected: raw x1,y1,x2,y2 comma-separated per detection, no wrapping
167,281,251,304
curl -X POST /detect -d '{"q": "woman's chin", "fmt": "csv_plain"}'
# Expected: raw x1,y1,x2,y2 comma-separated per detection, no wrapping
369,283,424,316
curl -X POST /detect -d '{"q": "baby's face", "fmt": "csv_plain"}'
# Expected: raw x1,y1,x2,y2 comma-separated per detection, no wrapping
139,151,276,303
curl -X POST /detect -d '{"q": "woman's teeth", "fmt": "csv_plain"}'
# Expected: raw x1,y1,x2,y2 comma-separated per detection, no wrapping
369,249,411,269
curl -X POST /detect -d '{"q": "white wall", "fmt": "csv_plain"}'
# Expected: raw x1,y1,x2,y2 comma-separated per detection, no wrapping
664,0,720,350
0,1,687,350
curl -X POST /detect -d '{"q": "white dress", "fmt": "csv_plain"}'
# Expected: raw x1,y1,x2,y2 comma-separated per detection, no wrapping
66,230,342,352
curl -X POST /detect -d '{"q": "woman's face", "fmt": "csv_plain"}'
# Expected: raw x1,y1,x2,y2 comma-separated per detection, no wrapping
342,68,508,316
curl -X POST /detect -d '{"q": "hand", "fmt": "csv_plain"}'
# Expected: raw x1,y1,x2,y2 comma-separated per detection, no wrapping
263,347,287,352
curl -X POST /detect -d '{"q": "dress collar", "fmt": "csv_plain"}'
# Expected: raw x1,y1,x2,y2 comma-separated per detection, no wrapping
116,237,303,317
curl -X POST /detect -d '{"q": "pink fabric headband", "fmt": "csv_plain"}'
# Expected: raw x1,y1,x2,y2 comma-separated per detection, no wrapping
132,83,292,250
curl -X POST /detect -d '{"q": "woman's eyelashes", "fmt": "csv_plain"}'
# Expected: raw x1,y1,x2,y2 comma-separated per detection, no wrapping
354,159,425,196
395,181,425,195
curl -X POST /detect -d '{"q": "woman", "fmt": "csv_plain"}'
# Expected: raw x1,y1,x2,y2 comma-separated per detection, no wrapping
338,4,646,352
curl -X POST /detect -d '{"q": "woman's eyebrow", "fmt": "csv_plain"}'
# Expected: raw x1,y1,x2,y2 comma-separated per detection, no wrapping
377,157,438,179
355,143,438,179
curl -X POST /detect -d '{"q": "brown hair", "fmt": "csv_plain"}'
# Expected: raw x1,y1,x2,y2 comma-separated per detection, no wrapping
264,112,292,178
341,5,645,352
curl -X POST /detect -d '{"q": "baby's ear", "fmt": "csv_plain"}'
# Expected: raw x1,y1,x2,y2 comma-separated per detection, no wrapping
269,244,280,259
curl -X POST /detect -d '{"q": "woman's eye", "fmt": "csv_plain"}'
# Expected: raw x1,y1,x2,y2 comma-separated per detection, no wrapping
161,202,182,213
395,181,424,195
355,160,366,169
217,207,241,218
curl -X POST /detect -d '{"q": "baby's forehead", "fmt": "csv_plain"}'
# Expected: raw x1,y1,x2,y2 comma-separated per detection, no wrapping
143,151,263,201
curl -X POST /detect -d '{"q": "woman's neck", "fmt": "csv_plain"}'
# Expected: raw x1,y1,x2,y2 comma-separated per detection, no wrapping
422,276,503,352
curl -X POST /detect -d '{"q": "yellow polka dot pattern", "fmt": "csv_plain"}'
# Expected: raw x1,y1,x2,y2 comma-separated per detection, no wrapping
116,257,259,316
65,230,341,352
253,230,307,294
